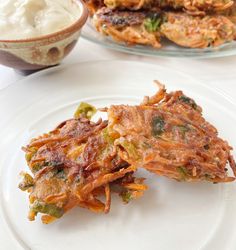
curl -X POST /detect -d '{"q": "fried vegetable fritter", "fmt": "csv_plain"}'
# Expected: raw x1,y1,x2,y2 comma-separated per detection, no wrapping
19,84,236,224
103,0,233,14
221,2,236,25
107,82,236,182
84,0,236,48
161,12,235,48
94,7,162,48
19,106,147,223
94,8,235,48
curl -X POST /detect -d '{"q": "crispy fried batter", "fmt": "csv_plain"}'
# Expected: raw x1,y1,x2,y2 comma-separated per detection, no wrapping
20,115,146,223
107,83,236,182
85,0,236,48
102,0,233,14
161,12,235,48
104,0,151,10
84,0,105,15
93,8,235,48
19,84,236,224
221,2,236,26
94,7,162,48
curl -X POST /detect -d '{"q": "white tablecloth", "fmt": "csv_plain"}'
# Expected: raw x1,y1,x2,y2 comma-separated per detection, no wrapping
1,38,236,101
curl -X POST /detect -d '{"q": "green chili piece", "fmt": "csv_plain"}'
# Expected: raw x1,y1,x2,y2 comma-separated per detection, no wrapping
74,102,97,120
31,162,49,173
144,13,162,32
144,17,162,32
121,191,132,203
18,173,34,191
31,201,64,218
102,127,115,144
25,153,33,162
25,147,37,162
119,140,140,160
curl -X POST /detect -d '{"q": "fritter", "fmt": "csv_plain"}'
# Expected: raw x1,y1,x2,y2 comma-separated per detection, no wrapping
93,7,162,48
161,12,235,48
93,8,235,48
107,82,236,182
221,2,236,25
19,85,236,224
103,0,233,14
19,103,147,223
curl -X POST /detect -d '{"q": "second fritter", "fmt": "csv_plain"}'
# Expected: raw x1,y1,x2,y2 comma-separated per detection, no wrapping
93,7,235,48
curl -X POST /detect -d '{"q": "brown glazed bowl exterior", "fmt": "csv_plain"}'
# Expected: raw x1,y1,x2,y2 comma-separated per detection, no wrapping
0,0,88,71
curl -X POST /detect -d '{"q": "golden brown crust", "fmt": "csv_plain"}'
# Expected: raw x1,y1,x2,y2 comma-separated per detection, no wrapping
19,84,236,224
20,117,145,223
93,8,235,48
161,12,235,48
94,8,162,48
92,0,233,14
85,0,236,49
108,84,236,182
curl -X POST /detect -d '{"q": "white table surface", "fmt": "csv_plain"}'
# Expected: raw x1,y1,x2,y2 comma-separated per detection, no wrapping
0,38,236,250
1,38,236,102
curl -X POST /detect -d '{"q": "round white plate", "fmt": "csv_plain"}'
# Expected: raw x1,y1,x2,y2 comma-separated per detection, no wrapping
0,61,236,250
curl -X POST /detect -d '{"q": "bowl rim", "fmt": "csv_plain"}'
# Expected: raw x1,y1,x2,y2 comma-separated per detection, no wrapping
0,0,88,44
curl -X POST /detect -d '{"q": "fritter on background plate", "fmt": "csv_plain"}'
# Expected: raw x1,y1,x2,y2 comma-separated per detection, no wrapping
102,0,233,14
161,12,235,48
94,8,163,47
94,8,235,48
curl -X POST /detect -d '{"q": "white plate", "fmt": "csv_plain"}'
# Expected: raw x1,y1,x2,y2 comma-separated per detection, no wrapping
0,61,236,250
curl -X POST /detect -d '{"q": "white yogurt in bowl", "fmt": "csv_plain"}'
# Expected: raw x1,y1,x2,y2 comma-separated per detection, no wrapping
0,0,81,40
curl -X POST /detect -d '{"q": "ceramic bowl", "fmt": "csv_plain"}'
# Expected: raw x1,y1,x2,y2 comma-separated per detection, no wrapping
0,0,88,71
